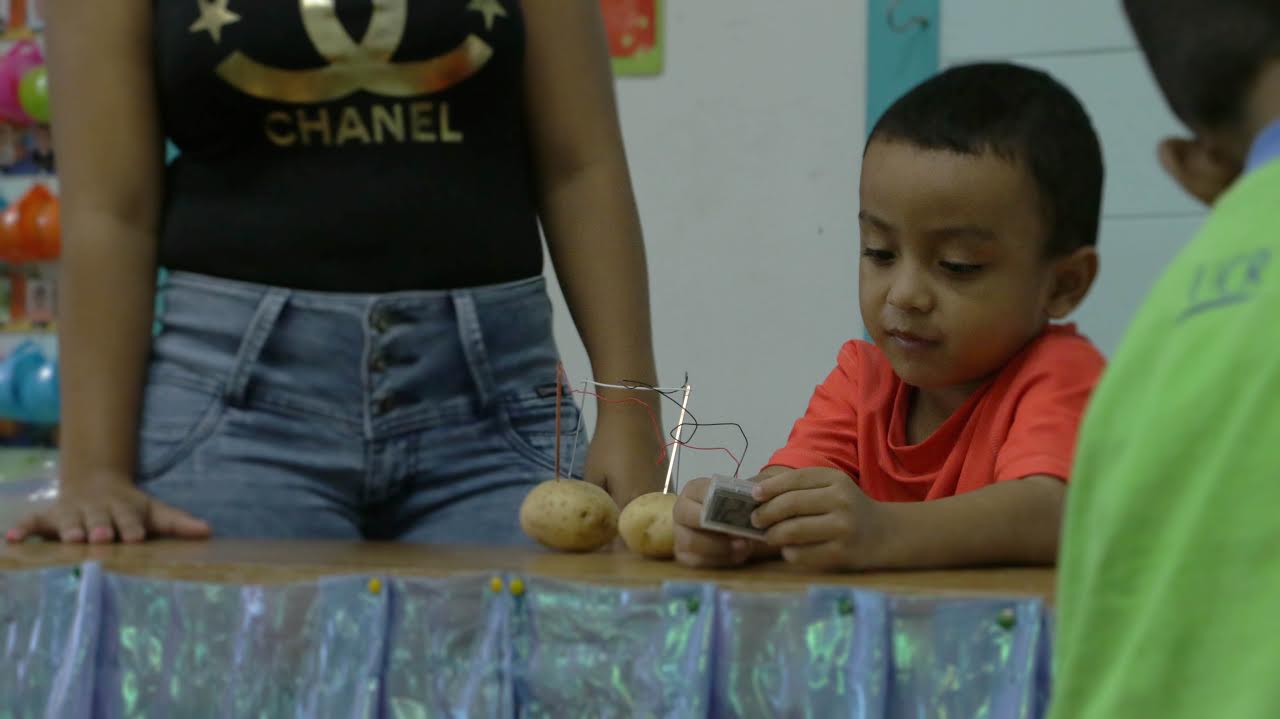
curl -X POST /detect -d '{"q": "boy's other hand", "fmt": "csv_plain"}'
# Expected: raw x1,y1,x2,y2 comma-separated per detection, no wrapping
751,467,885,572
673,476,760,568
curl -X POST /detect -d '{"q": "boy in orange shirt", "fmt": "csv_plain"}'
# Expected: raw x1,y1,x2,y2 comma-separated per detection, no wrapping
675,62,1106,571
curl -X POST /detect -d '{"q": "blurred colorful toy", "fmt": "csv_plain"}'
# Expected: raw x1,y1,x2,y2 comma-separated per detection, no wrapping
0,39,42,124
0,202,21,262
17,64,47,123
16,355,56,423
0,340,57,424
1,0,40,39
16,182,52,258
0,183,57,262
33,193,56,256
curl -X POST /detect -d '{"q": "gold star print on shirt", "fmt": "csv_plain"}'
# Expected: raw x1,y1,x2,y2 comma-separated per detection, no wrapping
189,0,241,44
467,0,507,31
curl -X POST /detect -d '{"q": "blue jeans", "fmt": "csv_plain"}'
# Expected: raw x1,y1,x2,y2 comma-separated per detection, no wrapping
136,272,585,543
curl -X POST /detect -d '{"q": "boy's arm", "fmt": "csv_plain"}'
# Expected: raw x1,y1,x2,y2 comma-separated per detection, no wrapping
869,474,1064,568
750,468,1064,571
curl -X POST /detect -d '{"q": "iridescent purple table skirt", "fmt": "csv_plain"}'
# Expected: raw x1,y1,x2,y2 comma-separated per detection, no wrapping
2,564,1051,718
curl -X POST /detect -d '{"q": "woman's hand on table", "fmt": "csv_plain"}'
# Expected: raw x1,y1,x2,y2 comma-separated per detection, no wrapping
5,472,211,544
583,409,665,509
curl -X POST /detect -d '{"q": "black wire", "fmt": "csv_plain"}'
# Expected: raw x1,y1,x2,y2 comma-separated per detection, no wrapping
619,377,749,478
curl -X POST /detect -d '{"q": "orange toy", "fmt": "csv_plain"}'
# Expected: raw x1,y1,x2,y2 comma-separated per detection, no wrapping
33,195,57,259
0,203,23,262
0,184,55,263
15,184,52,261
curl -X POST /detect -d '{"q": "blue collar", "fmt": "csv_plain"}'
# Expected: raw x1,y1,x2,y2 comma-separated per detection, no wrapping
1245,119,1280,173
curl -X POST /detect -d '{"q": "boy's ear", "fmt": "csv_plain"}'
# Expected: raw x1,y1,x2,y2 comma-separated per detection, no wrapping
1046,246,1099,320
1157,136,1241,206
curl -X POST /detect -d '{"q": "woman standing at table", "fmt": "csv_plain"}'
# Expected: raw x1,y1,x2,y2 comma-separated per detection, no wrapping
7,0,661,543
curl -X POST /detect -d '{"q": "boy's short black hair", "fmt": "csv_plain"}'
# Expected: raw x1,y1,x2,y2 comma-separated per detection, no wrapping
869,62,1103,257
1123,0,1280,131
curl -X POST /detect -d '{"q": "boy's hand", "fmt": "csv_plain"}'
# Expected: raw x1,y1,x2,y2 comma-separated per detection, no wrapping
751,467,886,572
673,476,761,568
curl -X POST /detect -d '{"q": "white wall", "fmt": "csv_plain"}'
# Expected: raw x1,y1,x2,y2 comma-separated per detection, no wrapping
941,1,1204,355
546,0,868,486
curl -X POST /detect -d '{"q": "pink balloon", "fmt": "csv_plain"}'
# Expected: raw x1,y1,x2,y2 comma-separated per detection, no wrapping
0,41,44,124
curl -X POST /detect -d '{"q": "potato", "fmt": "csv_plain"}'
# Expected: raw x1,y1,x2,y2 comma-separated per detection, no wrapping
618,491,678,559
520,479,619,552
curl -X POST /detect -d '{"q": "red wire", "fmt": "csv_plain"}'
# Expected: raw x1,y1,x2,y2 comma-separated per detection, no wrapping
572,387,669,466
555,363,564,479
665,440,741,468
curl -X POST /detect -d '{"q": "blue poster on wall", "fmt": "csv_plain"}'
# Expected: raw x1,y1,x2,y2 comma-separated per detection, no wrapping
866,0,939,136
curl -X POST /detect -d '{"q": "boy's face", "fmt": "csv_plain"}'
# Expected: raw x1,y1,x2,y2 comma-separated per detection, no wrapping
858,139,1076,392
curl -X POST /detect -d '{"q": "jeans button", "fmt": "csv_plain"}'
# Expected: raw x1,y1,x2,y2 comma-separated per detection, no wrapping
371,310,391,333
370,354,387,373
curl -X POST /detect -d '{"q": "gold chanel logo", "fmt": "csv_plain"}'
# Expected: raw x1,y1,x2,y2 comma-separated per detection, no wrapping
216,0,493,104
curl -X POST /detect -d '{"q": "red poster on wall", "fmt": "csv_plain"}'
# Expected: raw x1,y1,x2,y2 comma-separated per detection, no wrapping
600,0,662,75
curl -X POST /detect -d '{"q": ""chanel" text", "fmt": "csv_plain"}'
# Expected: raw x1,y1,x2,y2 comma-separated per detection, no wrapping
263,101,463,147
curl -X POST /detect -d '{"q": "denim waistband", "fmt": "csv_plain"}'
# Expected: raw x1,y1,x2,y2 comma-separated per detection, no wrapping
151,271,561,439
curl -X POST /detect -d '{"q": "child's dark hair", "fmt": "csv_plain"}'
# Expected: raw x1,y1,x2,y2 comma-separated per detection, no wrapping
869,63,1103,257
1123,0,1280,131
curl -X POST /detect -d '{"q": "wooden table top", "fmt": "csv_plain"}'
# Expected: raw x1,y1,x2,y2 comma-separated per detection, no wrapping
0,540,1055,599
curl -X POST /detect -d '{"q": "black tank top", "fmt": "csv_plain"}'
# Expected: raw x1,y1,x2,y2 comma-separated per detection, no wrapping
154,0,541,291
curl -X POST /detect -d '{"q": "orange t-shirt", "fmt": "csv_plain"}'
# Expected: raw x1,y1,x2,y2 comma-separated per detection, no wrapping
767,324,1104,502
